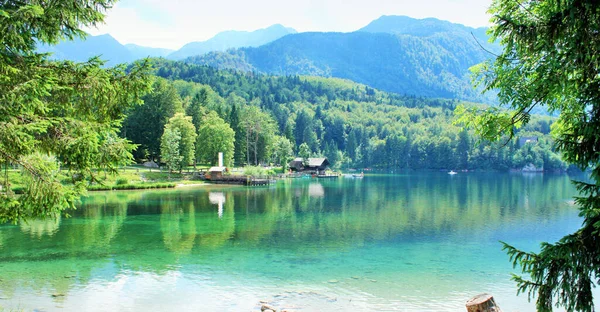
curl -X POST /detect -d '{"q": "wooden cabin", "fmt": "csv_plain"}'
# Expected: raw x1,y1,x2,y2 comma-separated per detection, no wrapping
289,158,305,171
207,166,227,179
288,157,330,174
306,158,330,175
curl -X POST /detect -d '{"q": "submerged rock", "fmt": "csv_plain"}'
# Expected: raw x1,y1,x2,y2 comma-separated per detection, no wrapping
261,303,276,312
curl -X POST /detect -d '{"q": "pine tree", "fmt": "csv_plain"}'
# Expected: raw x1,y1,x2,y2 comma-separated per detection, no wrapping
458,1,600,310
0,1,151,223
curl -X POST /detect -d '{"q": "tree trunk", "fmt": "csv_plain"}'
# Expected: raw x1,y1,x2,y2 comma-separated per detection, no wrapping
466,294,501,312
254,137,258,166
246,132,250,166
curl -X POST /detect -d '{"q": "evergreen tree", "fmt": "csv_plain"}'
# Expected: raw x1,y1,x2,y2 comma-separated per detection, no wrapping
458,1,600,310
229,104,245,165
122,78,183,160
185,88,208,132
0,0,151,223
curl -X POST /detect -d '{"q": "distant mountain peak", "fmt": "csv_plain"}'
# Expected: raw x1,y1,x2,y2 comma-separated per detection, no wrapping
168,24,296,60
358,15,478,37
184,16,500,103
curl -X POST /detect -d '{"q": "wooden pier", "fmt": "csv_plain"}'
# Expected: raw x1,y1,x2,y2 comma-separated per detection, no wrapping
208,175,274,186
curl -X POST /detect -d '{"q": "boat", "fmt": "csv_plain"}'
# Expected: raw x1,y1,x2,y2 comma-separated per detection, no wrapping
352,172,365,178
448,170,458,175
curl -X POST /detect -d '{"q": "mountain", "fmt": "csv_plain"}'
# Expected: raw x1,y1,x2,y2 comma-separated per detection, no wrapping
167,24,297,60
184,16,499,103
358,15,490,42
125,44,174,59
38,34,135,66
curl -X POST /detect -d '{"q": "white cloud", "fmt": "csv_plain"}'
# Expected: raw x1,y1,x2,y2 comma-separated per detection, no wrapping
86,0,492,50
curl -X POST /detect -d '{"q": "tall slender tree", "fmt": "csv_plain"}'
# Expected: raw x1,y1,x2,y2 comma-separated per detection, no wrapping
240,106,276,165
161,113,196,172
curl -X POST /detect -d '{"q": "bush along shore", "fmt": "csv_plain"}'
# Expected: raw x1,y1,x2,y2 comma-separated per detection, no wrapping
5,165,207,194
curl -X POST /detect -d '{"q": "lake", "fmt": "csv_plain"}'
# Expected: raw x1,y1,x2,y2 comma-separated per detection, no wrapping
0,172,591,311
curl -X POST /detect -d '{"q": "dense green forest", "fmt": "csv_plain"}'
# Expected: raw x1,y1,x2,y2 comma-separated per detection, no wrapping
120,59,565,171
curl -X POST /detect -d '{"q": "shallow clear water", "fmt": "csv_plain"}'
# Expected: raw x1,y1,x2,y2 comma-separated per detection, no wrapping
0,172,592,311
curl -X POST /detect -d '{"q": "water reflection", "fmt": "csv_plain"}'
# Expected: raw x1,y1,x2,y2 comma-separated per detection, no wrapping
208,192,226,219
308,183,325,198
20,215,61,238
0,172,587,311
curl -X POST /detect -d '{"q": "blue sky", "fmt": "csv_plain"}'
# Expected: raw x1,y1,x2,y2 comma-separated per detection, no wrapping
86,0,493,50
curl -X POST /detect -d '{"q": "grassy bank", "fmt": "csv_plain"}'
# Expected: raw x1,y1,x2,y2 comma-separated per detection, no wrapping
3,165,206,193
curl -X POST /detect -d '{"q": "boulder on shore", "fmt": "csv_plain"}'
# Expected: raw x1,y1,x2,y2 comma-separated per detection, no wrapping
143,161,159,168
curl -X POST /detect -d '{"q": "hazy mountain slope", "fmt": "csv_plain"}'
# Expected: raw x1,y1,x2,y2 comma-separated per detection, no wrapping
168,24,297,60
38,34,134,66
125,44,174,59
184,16,499,103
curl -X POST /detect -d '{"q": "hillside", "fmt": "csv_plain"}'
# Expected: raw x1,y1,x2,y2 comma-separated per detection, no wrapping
125,44,174,59
184,16,499,103
37,24,296,66
37,34,135,66
122,59,563,172
167,24,297,60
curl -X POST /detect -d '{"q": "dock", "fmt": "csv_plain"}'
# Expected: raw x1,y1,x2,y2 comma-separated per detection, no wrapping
208,175,274,186
316,174,340,179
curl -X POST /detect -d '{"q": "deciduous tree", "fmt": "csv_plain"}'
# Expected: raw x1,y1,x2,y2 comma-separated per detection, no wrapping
196,112,235,167
162,113,196,171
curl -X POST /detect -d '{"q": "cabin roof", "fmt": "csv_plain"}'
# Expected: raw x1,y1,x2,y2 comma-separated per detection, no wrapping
307,158,329,167
209,166,227,172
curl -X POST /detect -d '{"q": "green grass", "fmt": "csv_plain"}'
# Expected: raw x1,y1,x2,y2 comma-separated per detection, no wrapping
2,164,287,193
2,166,203,193
143,171,184,181
87,182,176,191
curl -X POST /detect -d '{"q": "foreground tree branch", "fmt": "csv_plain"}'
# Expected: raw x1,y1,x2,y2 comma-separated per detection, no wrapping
457,0,600,311
0,1,152,223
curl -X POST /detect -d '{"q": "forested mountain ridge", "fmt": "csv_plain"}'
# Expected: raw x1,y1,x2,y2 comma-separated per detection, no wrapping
358,15,490,44
120,58,564,172
37,24,296,66
184,16,499,103
168,24,297,60
125,44,174,59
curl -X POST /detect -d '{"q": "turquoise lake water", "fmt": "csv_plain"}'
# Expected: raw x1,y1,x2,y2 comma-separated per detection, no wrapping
0,172,593,311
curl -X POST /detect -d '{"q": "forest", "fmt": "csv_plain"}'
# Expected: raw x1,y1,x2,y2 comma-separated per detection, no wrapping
120,58,566,172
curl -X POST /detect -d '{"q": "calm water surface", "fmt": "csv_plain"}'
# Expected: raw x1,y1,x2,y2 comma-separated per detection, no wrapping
0,172,592,311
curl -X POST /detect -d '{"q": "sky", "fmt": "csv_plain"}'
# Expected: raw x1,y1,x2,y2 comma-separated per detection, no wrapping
86,0,493,50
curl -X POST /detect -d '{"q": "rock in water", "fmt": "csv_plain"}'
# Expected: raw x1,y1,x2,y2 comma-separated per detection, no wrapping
466,293,502,312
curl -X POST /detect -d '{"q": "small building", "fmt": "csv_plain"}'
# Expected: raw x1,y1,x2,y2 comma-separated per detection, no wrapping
518,136,538,147
207,166,227,179
289,157,330,174
288,158,305,171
